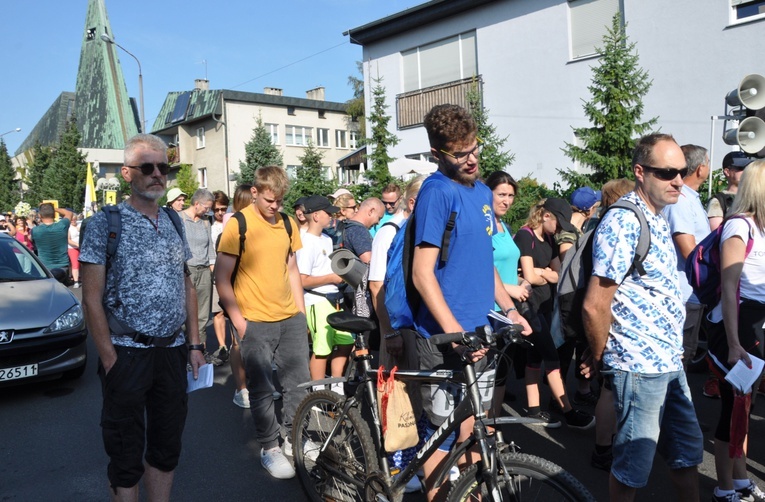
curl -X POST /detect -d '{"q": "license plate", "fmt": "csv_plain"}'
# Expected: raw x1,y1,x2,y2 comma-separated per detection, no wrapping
0,364,38,381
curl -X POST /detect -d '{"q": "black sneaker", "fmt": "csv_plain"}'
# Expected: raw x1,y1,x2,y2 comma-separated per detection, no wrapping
573,391,599,406
591,448,612,471
565,409,596,430
213,345,229,364
527,411,562,429
204,352,223,366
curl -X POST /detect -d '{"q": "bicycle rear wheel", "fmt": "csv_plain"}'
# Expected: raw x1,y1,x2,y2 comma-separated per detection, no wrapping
292,389,380,502
447,451,595,502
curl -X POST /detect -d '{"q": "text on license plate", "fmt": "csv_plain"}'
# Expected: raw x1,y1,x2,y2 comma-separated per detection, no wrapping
0,364,38,381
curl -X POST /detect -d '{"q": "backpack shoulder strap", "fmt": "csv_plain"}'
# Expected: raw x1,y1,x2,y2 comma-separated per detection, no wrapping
714,192,734,219
381,221,400,232
279,212,293,239
229,211,247,286
607,199,651,276
103,206,121,265
439,180,461,263
161,206,185,241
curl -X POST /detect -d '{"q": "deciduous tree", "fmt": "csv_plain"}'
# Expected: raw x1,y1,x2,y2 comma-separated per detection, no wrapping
0,140,19,212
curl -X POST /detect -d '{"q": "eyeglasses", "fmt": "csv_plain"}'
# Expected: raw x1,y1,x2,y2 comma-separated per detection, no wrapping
640,165,688,181
126,162,171,175
440,137,484,164
343,205,357,211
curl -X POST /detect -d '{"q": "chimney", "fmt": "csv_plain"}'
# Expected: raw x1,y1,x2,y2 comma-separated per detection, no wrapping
305,86,325,101
194,79,209,91
264,87,283,96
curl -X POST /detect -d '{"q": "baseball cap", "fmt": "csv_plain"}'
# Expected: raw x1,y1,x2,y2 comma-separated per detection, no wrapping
570,187,601,211
723,151,754,170
543,198,576,233
166,187,187,203
293,196,308,208
303,195,339,214
328,188,352,200
0,215,5,221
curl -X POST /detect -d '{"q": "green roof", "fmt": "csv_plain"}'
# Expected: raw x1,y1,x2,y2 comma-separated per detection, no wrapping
15,92,76,156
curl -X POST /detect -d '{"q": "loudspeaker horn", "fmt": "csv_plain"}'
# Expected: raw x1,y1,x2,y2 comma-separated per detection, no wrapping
723,116,765,154
726,74,765,110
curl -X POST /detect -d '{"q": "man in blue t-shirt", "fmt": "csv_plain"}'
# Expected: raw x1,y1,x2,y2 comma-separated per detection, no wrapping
412,104,530,501
32,203,74,271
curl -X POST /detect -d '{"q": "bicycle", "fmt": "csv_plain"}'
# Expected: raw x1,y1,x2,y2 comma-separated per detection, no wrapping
291,311,596,502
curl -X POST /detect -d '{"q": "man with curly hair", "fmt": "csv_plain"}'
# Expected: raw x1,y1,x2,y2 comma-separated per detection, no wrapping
412,104,531,500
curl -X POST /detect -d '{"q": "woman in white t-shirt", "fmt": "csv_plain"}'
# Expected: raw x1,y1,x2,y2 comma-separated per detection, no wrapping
708,159,765,501
67,217,81,287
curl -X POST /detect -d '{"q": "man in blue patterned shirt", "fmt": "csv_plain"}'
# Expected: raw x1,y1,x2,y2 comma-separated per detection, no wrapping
583,133,702,502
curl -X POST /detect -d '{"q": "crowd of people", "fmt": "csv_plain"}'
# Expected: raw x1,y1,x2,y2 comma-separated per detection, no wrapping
69,102,765,502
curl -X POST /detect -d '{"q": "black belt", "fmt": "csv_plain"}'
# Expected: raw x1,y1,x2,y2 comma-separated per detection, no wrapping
190,264,210,269
126,327,183,347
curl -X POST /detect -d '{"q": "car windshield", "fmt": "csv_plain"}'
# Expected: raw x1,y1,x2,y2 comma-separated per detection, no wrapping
0,237,48,281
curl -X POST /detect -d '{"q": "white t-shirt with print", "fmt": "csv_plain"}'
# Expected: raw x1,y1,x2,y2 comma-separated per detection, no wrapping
721,216,765,302
296,231,339,307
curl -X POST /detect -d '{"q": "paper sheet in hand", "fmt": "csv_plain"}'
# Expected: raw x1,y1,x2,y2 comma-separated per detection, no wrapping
725,355,765,394
187,363,214,393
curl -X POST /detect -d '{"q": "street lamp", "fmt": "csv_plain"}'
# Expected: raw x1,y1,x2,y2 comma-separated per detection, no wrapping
100,33,145,134
0,127,21,139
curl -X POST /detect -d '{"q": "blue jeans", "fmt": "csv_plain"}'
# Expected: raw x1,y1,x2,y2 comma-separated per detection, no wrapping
604,367,703,488
240,313,310,450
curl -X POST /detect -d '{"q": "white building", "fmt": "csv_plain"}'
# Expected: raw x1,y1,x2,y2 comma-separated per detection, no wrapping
152,81,359,195
347,0,765,187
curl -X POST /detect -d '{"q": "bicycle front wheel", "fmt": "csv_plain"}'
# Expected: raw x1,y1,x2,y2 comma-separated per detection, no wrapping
292,389,380,502
447,452,595,502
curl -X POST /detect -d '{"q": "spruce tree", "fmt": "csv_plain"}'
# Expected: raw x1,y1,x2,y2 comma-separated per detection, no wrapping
0,140,19,212
561,13,658,187
25,141,53,206
43,118,88,212
466,80,515,180
285,140,334,210
237,115,283,185
365,75,399,195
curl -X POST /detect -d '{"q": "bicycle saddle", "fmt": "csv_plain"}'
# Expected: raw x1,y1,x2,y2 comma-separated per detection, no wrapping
327,311,377,333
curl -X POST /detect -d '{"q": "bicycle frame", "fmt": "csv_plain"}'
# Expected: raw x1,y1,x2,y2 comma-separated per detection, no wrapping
302,331,541,501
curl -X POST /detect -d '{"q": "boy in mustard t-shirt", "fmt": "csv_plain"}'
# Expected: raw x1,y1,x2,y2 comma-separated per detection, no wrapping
215,165,309,480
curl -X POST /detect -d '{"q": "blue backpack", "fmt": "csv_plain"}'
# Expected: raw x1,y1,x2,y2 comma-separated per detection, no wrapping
685,215,754,307
384,178,460,330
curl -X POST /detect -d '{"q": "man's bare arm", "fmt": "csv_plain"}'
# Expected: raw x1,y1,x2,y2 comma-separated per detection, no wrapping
412,244,462,333
582,275,618,362
81,263,117,372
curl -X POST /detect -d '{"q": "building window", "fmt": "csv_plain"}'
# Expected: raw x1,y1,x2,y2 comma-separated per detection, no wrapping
349,131,358,150
732,0,765,21
265,123,279,145
287,106,296,116
336,130,348,149
286,165,299,179
196,127,205,149
568,0,620,60
318,110,326,119
317,128,330,147
285,125,312,146
198,167,208,188
402,31,477,93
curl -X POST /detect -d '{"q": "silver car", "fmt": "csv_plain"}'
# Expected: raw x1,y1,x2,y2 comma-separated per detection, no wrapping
0,232,87,385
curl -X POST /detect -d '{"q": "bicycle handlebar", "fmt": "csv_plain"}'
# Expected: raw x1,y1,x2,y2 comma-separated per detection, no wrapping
429,324,528,351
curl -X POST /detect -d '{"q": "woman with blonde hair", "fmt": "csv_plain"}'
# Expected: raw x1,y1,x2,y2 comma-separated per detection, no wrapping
514,198,594,429
707,159,765,501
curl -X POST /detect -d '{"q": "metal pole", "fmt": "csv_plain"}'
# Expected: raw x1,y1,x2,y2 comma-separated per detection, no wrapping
101,34,145,133
709,116,717,199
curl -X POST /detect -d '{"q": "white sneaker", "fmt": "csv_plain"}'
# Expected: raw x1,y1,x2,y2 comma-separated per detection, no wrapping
261,446,295,479
283,436,320,462
233,389,250,408
330,382,344,396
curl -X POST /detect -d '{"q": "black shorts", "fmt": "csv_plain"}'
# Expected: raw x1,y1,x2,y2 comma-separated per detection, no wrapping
98,344,189,489
707,299,765,377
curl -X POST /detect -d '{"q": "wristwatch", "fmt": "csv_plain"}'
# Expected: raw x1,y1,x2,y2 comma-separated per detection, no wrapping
188,344,205,352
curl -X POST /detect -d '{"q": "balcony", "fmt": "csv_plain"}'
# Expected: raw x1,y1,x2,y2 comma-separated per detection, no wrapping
396,76,482,130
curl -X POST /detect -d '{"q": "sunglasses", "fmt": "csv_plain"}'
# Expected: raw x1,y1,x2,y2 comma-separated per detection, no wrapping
382,198,400,207
640,165,688,181
126,162,171,175
214,208,227,213
343,205,357,210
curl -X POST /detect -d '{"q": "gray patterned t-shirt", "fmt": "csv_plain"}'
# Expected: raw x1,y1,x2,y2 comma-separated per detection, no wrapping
80,202,192,348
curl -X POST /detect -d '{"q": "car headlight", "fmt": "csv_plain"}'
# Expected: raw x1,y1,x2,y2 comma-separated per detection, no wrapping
46,304,84,333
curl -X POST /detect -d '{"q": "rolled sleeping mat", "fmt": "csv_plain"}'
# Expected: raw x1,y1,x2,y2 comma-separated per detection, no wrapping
330,248,367,289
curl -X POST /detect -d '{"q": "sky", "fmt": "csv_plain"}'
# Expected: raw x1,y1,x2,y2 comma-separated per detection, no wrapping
0,0,426,156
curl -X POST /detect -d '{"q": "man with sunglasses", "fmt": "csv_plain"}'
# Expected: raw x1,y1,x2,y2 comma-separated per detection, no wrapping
583,133,702,501
80,134,206,501
412,104,531,501
181,189,217,362
370,183,402,237
708,151,753,231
